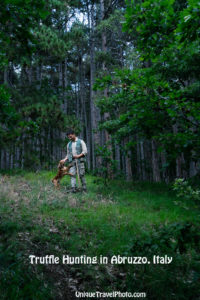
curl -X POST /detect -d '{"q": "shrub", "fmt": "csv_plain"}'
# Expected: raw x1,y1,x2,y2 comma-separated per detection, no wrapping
173,178,200,202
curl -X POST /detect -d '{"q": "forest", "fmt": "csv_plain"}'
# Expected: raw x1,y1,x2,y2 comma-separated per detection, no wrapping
0,0,200,299
1,0,199,181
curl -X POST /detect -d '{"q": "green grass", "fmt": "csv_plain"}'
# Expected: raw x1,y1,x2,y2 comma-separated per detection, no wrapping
0,170,200,299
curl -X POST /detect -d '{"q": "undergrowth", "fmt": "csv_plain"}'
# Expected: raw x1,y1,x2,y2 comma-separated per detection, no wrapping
0,171,200,299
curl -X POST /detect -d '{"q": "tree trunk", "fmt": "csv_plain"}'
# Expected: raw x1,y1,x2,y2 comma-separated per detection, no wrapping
58,62,63,88
115,144,121,172
140,141,146,180
4,68,8,84
161,150,169,183
173,124,183,178
63,57,68,114
89,3,100,170
189,160,197,177
36,64,42,88
101,0,113,177
151,139,161,182
123,138,132,180
136,137,141,180
125,150,132,181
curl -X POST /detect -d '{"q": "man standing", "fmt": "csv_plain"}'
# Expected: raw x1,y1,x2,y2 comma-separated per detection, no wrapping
60,129,87,192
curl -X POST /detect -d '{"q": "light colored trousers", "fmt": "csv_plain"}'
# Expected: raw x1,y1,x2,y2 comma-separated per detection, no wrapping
70,161,86,188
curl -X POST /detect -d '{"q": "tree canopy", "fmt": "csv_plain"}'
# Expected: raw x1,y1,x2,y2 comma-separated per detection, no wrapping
0,0,199,180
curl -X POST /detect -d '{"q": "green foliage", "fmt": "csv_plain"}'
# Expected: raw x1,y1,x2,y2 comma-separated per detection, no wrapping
96,68,174,140
69,22,88,47
124,0,176,59
95,143,118,184
0,85,23,146
0,0,84,172
126,223,200,299
96,9,124,33
0,0,48,61
35,25,69,59
0,172,200,299
131,222,200,255
0,192,53,299
176,0,200,43
173,178,200,201
94,0,200,179
95,51,115,66
0,85,18,125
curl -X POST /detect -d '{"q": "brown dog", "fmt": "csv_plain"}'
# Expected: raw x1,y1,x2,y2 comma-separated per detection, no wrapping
52,161,73,188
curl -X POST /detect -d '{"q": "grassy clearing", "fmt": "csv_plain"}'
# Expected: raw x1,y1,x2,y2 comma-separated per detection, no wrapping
0,170,200,299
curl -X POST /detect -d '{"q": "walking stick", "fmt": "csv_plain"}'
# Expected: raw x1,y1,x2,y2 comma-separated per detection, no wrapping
75,159,81,188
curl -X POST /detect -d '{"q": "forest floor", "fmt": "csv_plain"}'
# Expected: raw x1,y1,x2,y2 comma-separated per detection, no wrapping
0,171,199,300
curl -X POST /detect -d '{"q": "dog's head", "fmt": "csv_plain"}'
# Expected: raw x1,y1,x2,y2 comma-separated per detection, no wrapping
58,162,65,170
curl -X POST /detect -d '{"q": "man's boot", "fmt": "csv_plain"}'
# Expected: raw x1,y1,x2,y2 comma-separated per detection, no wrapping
82,185,87,193
69,187,77,193
81,177,87,192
